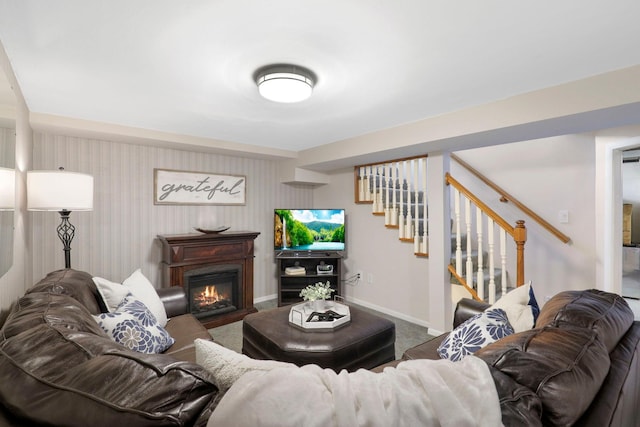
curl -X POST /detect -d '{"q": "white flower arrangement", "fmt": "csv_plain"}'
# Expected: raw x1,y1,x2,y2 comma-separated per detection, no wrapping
299,281,334,301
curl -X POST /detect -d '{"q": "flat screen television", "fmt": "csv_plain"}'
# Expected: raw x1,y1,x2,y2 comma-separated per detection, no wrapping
274,209,345,254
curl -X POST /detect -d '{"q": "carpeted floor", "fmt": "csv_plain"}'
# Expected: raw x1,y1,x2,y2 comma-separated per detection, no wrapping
208,299,435,360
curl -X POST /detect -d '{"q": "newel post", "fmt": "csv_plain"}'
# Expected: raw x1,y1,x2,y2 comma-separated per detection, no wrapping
514,220,527,286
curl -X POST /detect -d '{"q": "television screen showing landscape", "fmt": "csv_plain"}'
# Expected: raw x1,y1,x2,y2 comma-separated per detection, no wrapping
274,209,345,252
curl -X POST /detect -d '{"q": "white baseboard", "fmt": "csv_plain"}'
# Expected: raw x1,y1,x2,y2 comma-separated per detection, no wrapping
342,296,436,331
254,294,278,304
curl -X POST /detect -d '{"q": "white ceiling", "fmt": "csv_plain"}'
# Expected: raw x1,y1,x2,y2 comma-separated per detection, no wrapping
1,1,640,152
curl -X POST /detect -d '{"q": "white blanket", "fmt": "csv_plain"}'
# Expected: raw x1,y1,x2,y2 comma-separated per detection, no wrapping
207,355,502,427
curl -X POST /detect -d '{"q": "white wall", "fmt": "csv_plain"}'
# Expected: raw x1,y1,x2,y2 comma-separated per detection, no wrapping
314,170,430,327
450,134,598,303
30,132,314,299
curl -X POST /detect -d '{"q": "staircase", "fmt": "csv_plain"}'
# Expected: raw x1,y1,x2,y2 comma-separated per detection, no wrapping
357,156,429,256
355,155,529,304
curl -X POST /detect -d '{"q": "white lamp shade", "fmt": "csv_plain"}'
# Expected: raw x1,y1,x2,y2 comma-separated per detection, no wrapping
27,170,93,211
0,167,15,210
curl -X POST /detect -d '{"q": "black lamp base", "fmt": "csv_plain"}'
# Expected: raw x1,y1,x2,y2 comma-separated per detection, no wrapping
56,209,75,269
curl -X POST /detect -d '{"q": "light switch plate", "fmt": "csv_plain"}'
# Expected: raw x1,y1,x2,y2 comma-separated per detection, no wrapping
558,210,569,224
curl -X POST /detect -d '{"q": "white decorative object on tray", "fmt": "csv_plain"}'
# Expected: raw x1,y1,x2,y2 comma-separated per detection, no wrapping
288,301,351,331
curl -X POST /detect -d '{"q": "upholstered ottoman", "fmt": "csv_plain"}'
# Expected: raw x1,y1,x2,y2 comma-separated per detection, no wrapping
242,304,396,372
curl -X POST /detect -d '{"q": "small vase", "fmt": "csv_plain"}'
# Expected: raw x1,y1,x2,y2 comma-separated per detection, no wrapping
311,299,325,312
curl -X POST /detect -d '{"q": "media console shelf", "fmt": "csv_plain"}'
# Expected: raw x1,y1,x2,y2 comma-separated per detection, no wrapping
276,252,343,306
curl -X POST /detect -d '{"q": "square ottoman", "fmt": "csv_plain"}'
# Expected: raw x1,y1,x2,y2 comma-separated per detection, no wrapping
242,304,396,372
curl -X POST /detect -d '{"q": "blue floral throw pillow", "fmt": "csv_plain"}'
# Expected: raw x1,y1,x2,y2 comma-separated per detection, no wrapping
437,308,514,362
93,293,175,354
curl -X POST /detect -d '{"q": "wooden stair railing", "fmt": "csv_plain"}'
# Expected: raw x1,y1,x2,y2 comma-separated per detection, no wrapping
452,153,570,244
354,156,529,304
446,172,527,302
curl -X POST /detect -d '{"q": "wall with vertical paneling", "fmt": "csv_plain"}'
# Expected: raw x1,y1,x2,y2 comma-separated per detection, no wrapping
31,132,314,299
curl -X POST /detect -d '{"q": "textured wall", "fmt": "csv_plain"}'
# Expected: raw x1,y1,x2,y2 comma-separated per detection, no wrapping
31,132,314,298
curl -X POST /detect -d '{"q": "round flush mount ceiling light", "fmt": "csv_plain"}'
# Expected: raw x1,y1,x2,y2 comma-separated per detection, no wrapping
254,64,316,103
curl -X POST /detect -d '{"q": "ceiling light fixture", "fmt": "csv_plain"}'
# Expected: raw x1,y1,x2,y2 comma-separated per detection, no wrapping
255,64,315,103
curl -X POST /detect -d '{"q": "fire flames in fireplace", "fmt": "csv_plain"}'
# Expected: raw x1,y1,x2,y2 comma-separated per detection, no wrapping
193,285,233,314
186,267,241,319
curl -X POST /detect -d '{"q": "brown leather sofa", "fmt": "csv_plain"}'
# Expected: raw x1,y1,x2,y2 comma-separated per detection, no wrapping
0,269,220,426
377,289,640,427
2,269,639,426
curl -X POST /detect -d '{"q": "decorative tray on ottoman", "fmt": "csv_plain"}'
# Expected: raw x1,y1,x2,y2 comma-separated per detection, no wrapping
288,300,351,332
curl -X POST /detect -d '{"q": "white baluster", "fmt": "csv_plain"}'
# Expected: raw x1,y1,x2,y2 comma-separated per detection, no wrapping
384,163,390,225
465,199,473,289
363,166,371,201
358,166,365,201
476,209,484,301
372,165,378,213
405,161,412,239
421,157,428,254
500,229,507,296
391,162,398,226
377,167,384,213
455,189,462,276
413,159,420,252
371,165,376,201
398,161,405,238
488,218,496,304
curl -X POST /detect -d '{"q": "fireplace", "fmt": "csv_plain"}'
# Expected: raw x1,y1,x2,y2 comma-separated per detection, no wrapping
185,265,242,319
158,231,259,328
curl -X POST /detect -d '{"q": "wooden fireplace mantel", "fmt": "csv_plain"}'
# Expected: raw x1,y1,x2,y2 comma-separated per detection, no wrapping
158,231,260,328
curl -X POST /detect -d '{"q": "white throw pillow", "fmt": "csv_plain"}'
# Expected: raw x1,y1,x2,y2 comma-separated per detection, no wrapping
93,292,175,354
195,339,295,391
123,268,168,327
437,308,514,361
490,281,537,333
93,276,130,312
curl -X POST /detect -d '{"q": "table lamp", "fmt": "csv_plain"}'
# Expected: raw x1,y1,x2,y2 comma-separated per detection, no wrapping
27,168,93,269
0,167,14,210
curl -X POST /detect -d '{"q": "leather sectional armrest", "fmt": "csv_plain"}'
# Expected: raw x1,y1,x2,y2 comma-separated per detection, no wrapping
402,334,448,361
453,298,490,328
156,287,189,318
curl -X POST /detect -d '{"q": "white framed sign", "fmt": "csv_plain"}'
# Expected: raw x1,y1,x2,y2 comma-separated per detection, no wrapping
154,168,246,205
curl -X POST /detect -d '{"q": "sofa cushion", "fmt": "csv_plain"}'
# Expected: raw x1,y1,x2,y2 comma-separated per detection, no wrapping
489,281,539,333
573,321,640,427
475,325,610,426
93,275,130,311
485,365,543,427
123,268,169,327
93,269,169,328
437,308,514,361
1,292,107,340
0,291,219,426
93,293,175,354
27,269,106,314
536,289,634,352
